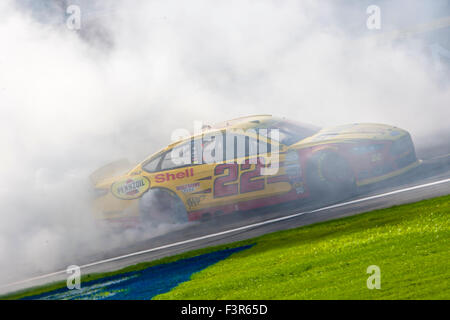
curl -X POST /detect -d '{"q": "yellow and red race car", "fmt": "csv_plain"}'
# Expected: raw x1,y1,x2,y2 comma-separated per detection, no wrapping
91,115,420,226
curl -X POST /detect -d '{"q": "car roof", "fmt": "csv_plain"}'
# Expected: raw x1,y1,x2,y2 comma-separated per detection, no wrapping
165,114,276,148
171,114,318,144
139,115,319,166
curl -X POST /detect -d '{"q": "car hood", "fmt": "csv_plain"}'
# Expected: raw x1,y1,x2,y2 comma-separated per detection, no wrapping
290,123,407,149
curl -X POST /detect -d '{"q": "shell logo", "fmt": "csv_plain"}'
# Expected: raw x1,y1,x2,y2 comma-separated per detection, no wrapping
111,176,150,200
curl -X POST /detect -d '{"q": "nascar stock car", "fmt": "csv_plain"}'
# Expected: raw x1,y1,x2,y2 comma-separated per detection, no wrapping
90,115,420,226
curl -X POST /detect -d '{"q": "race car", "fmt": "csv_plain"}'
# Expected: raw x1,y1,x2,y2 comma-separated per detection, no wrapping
90,115,420,226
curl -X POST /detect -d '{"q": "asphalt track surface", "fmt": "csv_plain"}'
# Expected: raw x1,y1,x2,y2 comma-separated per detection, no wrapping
2,153,450,295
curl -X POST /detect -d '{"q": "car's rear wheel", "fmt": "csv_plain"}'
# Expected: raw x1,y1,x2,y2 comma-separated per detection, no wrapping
306,150,356,204
139,188,188,226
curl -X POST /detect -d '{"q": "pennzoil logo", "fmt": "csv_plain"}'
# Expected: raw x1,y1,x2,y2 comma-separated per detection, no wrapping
111,176,150,200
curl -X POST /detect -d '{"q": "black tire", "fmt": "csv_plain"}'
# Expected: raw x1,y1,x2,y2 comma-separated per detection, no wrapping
139,189,188,226
305,150,356,204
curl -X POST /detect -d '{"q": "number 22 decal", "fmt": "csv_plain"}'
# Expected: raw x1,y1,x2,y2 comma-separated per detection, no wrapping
213,163,265,198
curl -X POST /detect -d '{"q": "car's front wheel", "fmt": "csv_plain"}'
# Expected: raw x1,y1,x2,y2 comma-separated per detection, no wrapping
305,150,357,204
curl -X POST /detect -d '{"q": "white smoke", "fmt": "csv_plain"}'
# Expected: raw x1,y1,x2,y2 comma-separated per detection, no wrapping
0,0,448,287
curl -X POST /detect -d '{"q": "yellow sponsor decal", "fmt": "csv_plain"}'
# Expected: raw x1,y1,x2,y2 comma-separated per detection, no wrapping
111,176,150,200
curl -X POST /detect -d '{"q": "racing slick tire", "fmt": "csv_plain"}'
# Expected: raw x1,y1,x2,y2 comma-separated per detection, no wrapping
139,188,188,226
305,150,357,204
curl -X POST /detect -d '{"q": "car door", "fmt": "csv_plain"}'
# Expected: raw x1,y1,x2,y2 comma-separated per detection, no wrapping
210,131,292,209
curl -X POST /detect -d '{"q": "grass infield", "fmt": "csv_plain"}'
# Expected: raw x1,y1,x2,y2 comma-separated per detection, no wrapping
3,194,449,299
155,195,450,299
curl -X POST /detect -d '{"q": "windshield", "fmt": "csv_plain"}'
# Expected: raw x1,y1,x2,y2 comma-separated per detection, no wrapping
258,120,320,146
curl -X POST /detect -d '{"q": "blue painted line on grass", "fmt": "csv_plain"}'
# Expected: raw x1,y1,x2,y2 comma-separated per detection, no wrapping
24,244,254,300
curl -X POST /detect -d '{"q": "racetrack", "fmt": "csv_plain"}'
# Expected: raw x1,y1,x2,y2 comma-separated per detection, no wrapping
1,154,449,295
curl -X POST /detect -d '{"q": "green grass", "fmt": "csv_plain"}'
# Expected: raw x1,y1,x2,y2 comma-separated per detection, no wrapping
3,195,449,300
1,239,254,300
154,195,450,299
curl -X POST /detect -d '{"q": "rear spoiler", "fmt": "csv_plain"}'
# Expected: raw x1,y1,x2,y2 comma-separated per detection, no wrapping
89,158,132,185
